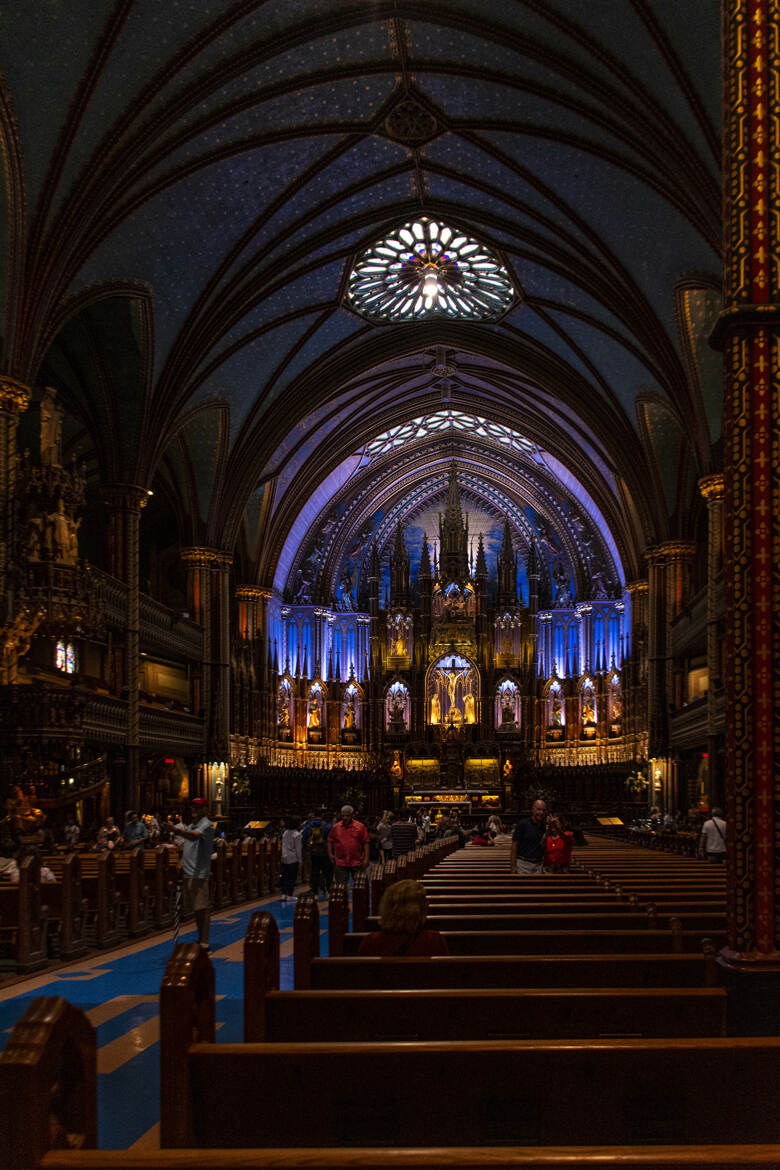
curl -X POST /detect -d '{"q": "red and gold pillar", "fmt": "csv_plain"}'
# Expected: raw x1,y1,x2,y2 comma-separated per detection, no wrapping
716,0,780,968
0,377,30,604
699,474,725,807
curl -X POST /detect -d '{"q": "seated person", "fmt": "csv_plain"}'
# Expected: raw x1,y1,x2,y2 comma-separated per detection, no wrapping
543,816,573,871
470,827,494,847
359,879,449,956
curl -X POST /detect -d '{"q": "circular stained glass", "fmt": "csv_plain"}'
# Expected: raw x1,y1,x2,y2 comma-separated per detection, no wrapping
347,217,515,322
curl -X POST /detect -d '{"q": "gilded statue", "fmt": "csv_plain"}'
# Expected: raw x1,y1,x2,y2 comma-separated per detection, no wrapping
503,758,513,780
8,783,46,836
582,698,595,724
464,692,475,723
343,694,356,729
278,696,290,727
39,388,64,467
308,695,321,728
551,695,563,726
390,751,403,780
430,692,441,724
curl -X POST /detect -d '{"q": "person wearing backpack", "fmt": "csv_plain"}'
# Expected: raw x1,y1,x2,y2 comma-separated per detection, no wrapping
302,814,332,898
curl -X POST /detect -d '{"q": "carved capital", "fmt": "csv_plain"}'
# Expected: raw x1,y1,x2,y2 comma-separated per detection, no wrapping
698,473,725,503
104,484,150,511
235,585,270,602
181,546,233,570
646,541,697,565
0,376,31,415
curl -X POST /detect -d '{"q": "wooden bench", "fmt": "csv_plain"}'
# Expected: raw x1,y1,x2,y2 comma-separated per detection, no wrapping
151,949,780,1149
140,847,177,928
77,853,123,948
30,1146,780,1169
340,927,717,956
40,853,89,960
0,854,49,972
113,848,152,937
242,910,727,1043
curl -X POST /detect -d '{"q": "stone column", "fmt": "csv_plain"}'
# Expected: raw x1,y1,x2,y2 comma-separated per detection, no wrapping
699,474,726,807
714,0,780,973
0,377,30,605
105,485,149,812
182,548,232,764
645,548,667,758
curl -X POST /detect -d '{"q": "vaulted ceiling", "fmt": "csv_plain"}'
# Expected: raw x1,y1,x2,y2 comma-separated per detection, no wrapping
0,1,722,599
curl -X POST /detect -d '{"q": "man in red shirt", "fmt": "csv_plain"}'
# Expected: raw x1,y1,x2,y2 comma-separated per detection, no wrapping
327,804,369,883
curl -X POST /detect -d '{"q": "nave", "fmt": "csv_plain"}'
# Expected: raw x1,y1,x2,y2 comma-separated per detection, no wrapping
3,836,779,1168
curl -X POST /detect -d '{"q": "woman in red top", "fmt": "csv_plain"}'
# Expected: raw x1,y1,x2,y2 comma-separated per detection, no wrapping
543,816,573,872
358,879,449,956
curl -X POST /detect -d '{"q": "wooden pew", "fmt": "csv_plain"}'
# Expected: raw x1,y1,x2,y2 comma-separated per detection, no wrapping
262,986,727,1042
40,853,89,960
340,927,717,955
30,1146,780,1169
113,847,152,937
78,853,123,948
140,847,177,928
240,838,258,900
243,912,726,1042
152,949,780,1150
309,950,720,989
0,854,49,973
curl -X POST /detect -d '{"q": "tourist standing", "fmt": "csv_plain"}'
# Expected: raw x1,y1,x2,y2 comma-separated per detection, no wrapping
302,813,332,898
327,804,369,883
510,799,548,874
170,797,215,950
280,818,303,902
698,807,727,862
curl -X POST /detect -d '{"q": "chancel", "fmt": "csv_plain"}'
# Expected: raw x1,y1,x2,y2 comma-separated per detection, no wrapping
0,0,780,1164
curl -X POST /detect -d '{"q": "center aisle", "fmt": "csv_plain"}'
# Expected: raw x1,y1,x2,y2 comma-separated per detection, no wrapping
0,888,324,1149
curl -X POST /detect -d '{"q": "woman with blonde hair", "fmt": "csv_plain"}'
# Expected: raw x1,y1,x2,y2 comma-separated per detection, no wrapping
358,879,449,956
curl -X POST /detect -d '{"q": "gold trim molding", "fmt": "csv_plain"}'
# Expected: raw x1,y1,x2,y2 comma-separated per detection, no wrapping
698,473,725,502
0,376,31,415
181,546,233,570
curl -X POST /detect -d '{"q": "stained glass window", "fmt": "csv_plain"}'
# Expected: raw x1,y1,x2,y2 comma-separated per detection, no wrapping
347,217,515,322
55,641,66,671
364,409,534,461
65,644,76,674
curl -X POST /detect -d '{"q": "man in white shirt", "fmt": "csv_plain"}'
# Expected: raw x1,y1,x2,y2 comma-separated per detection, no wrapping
698,807,727,862
170,797,215,949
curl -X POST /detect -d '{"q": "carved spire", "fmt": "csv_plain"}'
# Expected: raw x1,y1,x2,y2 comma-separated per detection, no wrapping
390,522,410,606
475,531,488,579
419,532,431,579
438,462,469,583
497,518,518,608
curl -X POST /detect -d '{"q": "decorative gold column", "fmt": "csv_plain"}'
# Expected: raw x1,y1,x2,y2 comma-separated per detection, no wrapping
645,549,668,758
182,548,232,760
0,377,30,604
700,474,725,807
625,579,648,755
714,0,780,965
105,485,148,811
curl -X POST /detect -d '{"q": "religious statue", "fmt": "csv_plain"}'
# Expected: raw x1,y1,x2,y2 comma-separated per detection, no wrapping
464,692,475,724
308,694,321,728
430,692,441,724
394,633,406,656
582,697,595,724
390,751,403,780
501,690,515,724
46,498,77,563
278,695,290,727
612,696,622,721
343,694,356,729
389,690,406,731
503,758,513,780
39,388,64,467
8,783,46,837
551,695,563,726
